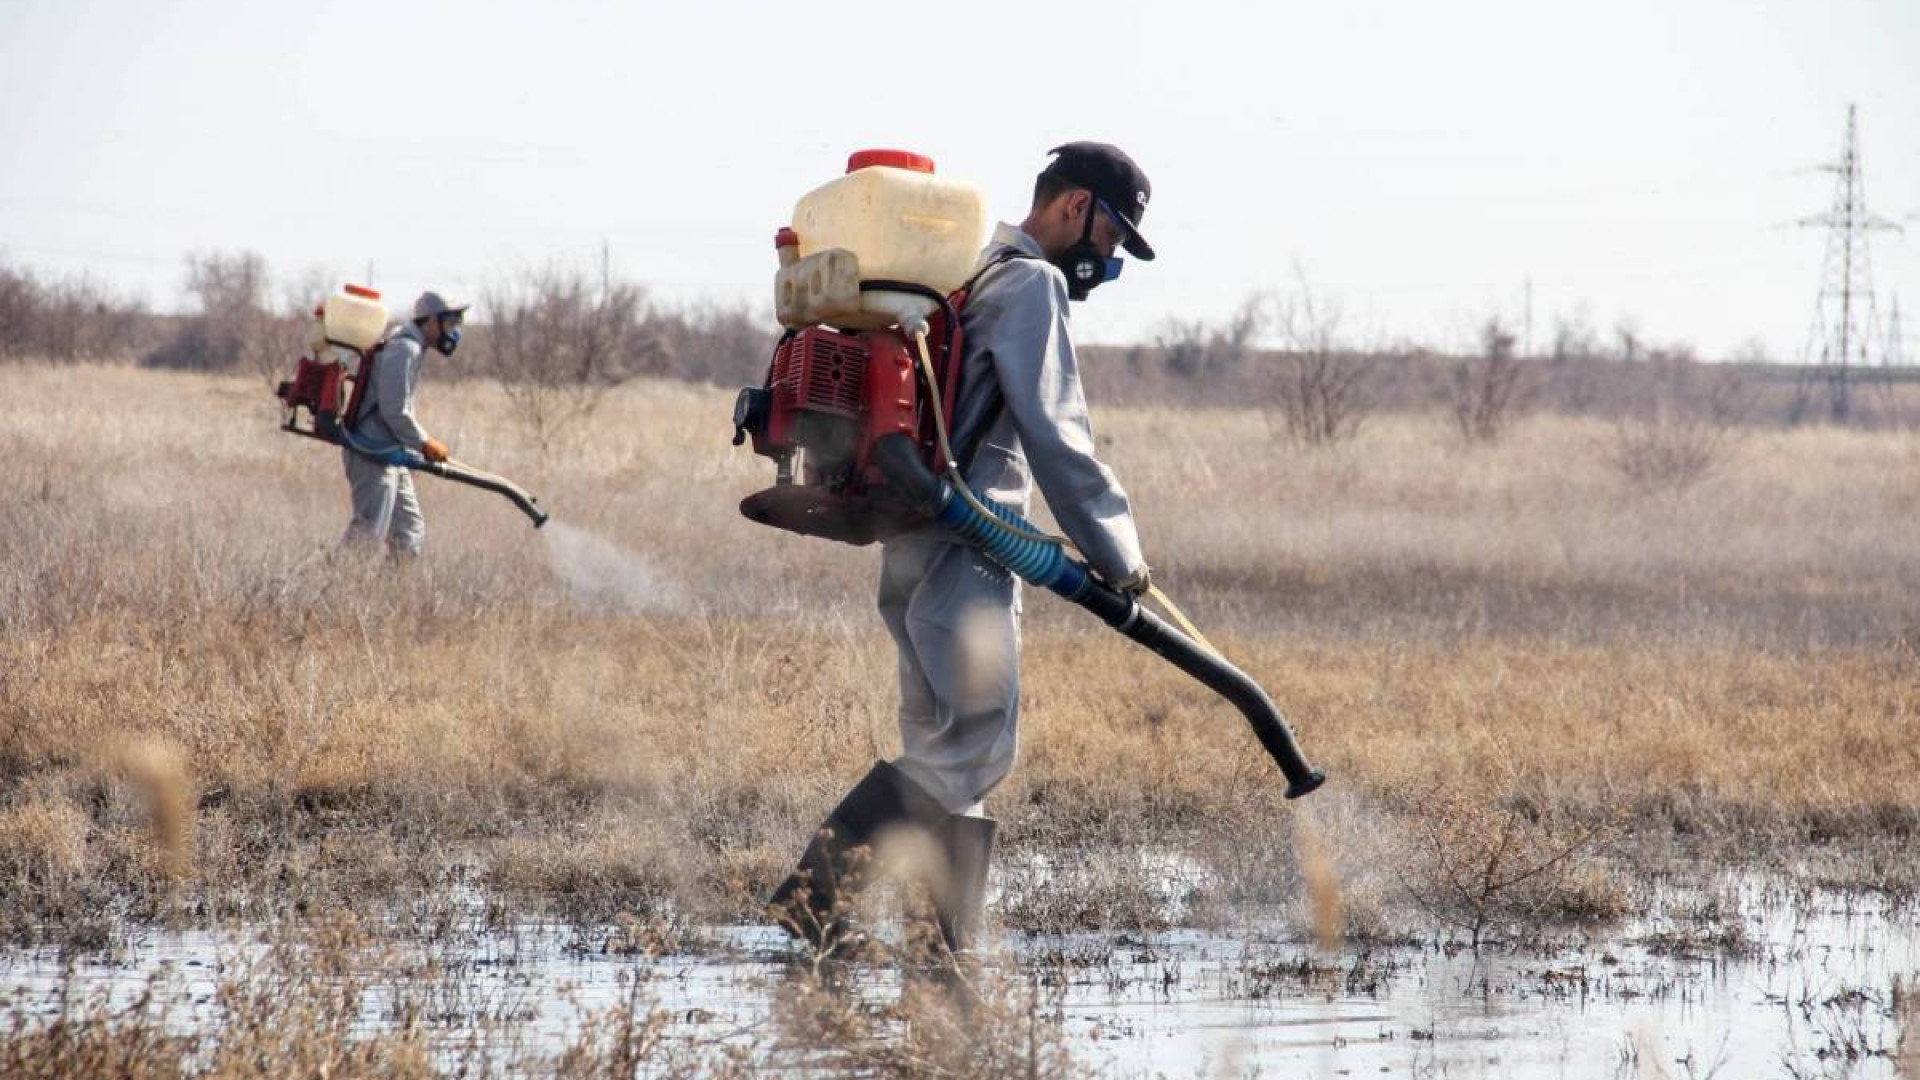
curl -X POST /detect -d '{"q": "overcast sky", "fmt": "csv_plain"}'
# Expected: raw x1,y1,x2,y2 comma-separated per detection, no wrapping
3,0,1918,359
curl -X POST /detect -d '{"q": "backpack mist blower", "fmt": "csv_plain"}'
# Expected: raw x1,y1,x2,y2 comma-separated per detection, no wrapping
275,285,549,528
730,151,1324,799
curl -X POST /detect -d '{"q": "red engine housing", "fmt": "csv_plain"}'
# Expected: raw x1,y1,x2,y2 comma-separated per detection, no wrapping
745,304,965,491
278,354,349,437
733,297,970,545
277,347,377,442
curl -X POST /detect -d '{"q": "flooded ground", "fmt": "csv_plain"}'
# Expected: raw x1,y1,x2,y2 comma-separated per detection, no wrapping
4,873,1915,1078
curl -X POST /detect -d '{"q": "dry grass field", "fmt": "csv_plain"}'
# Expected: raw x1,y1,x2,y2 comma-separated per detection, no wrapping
1,361,1917,956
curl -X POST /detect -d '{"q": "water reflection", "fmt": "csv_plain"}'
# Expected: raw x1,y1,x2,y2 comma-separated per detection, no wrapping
2,874,1914,1078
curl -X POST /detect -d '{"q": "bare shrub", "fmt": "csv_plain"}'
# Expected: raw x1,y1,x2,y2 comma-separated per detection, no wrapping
141,320,223,373
0,258,154,363
1451,319,1528,443
1389,783,1620,949
0,260,33,359
1268,276,1370,445
1151,318,1208,380
1609,410,1726,493
1542,309,1603,412
1152,295,1263,380
1608,348,1749,493
649,299,772,387
478,259,668,454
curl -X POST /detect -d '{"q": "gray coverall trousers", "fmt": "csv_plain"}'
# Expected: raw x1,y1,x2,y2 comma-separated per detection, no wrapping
884,224,1145,815
342,449,425,556
341,323,434,557
880,537,1022,816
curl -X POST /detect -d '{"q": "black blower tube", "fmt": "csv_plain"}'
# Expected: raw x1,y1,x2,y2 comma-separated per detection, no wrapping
286,424,550,528
418,460,550,528
872,434,1325,798
1074,584,1327,799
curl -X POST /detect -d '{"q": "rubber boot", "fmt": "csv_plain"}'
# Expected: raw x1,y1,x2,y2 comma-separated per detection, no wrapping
768,761,948,952
934,814,997,954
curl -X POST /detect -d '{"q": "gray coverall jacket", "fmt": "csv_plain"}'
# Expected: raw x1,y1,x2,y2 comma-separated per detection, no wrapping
881,223,1146,814
341,322,434,555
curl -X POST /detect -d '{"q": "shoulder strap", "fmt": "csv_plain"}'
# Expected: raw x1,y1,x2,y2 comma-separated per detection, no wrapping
954,247,1035,305
951,248,1039,473
344,336,390,429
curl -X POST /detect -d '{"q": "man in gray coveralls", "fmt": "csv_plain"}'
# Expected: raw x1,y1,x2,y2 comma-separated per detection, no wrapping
770,143,1158,956
342,291,464,557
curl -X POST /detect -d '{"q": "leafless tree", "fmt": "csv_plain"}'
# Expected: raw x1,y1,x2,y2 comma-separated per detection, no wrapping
186,250,269,317
146,250,302,377
1451,319,1528,444
478,256,668,454
1390,781,1615,950
1268,275,1370,445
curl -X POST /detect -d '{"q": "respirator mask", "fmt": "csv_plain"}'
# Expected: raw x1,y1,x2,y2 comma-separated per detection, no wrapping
434,315,463,357
1053,196,1126,302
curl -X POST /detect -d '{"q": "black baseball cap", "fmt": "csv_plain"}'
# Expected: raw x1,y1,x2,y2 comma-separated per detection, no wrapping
1041,141,1156,260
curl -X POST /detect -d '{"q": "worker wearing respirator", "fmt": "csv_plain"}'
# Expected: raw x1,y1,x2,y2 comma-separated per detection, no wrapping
341,290,465,557
770,143,1159,955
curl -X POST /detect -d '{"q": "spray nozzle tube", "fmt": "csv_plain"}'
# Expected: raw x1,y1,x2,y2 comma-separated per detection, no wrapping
417,458,549,529
870,434,1325,799
335,431,549,528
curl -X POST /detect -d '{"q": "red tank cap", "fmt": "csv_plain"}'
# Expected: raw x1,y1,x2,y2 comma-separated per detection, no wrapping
847,149,934,174
774,226,799,249
343,284,381,299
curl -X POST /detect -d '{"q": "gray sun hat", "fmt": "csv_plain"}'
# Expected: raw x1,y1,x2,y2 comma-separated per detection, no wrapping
413,291,471,320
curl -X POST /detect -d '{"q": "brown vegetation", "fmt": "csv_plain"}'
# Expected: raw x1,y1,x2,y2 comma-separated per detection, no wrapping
2,355,1915,1077
0,362,1915,957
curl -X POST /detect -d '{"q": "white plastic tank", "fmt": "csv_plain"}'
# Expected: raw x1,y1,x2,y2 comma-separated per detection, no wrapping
322,284,389,350
789,150,986,326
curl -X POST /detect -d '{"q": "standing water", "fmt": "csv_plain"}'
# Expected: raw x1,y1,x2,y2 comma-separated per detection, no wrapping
3,876,1914,1077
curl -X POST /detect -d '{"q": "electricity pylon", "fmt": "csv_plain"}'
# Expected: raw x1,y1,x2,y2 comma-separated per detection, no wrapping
1798,104,1902,421
1888,295,1908,369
